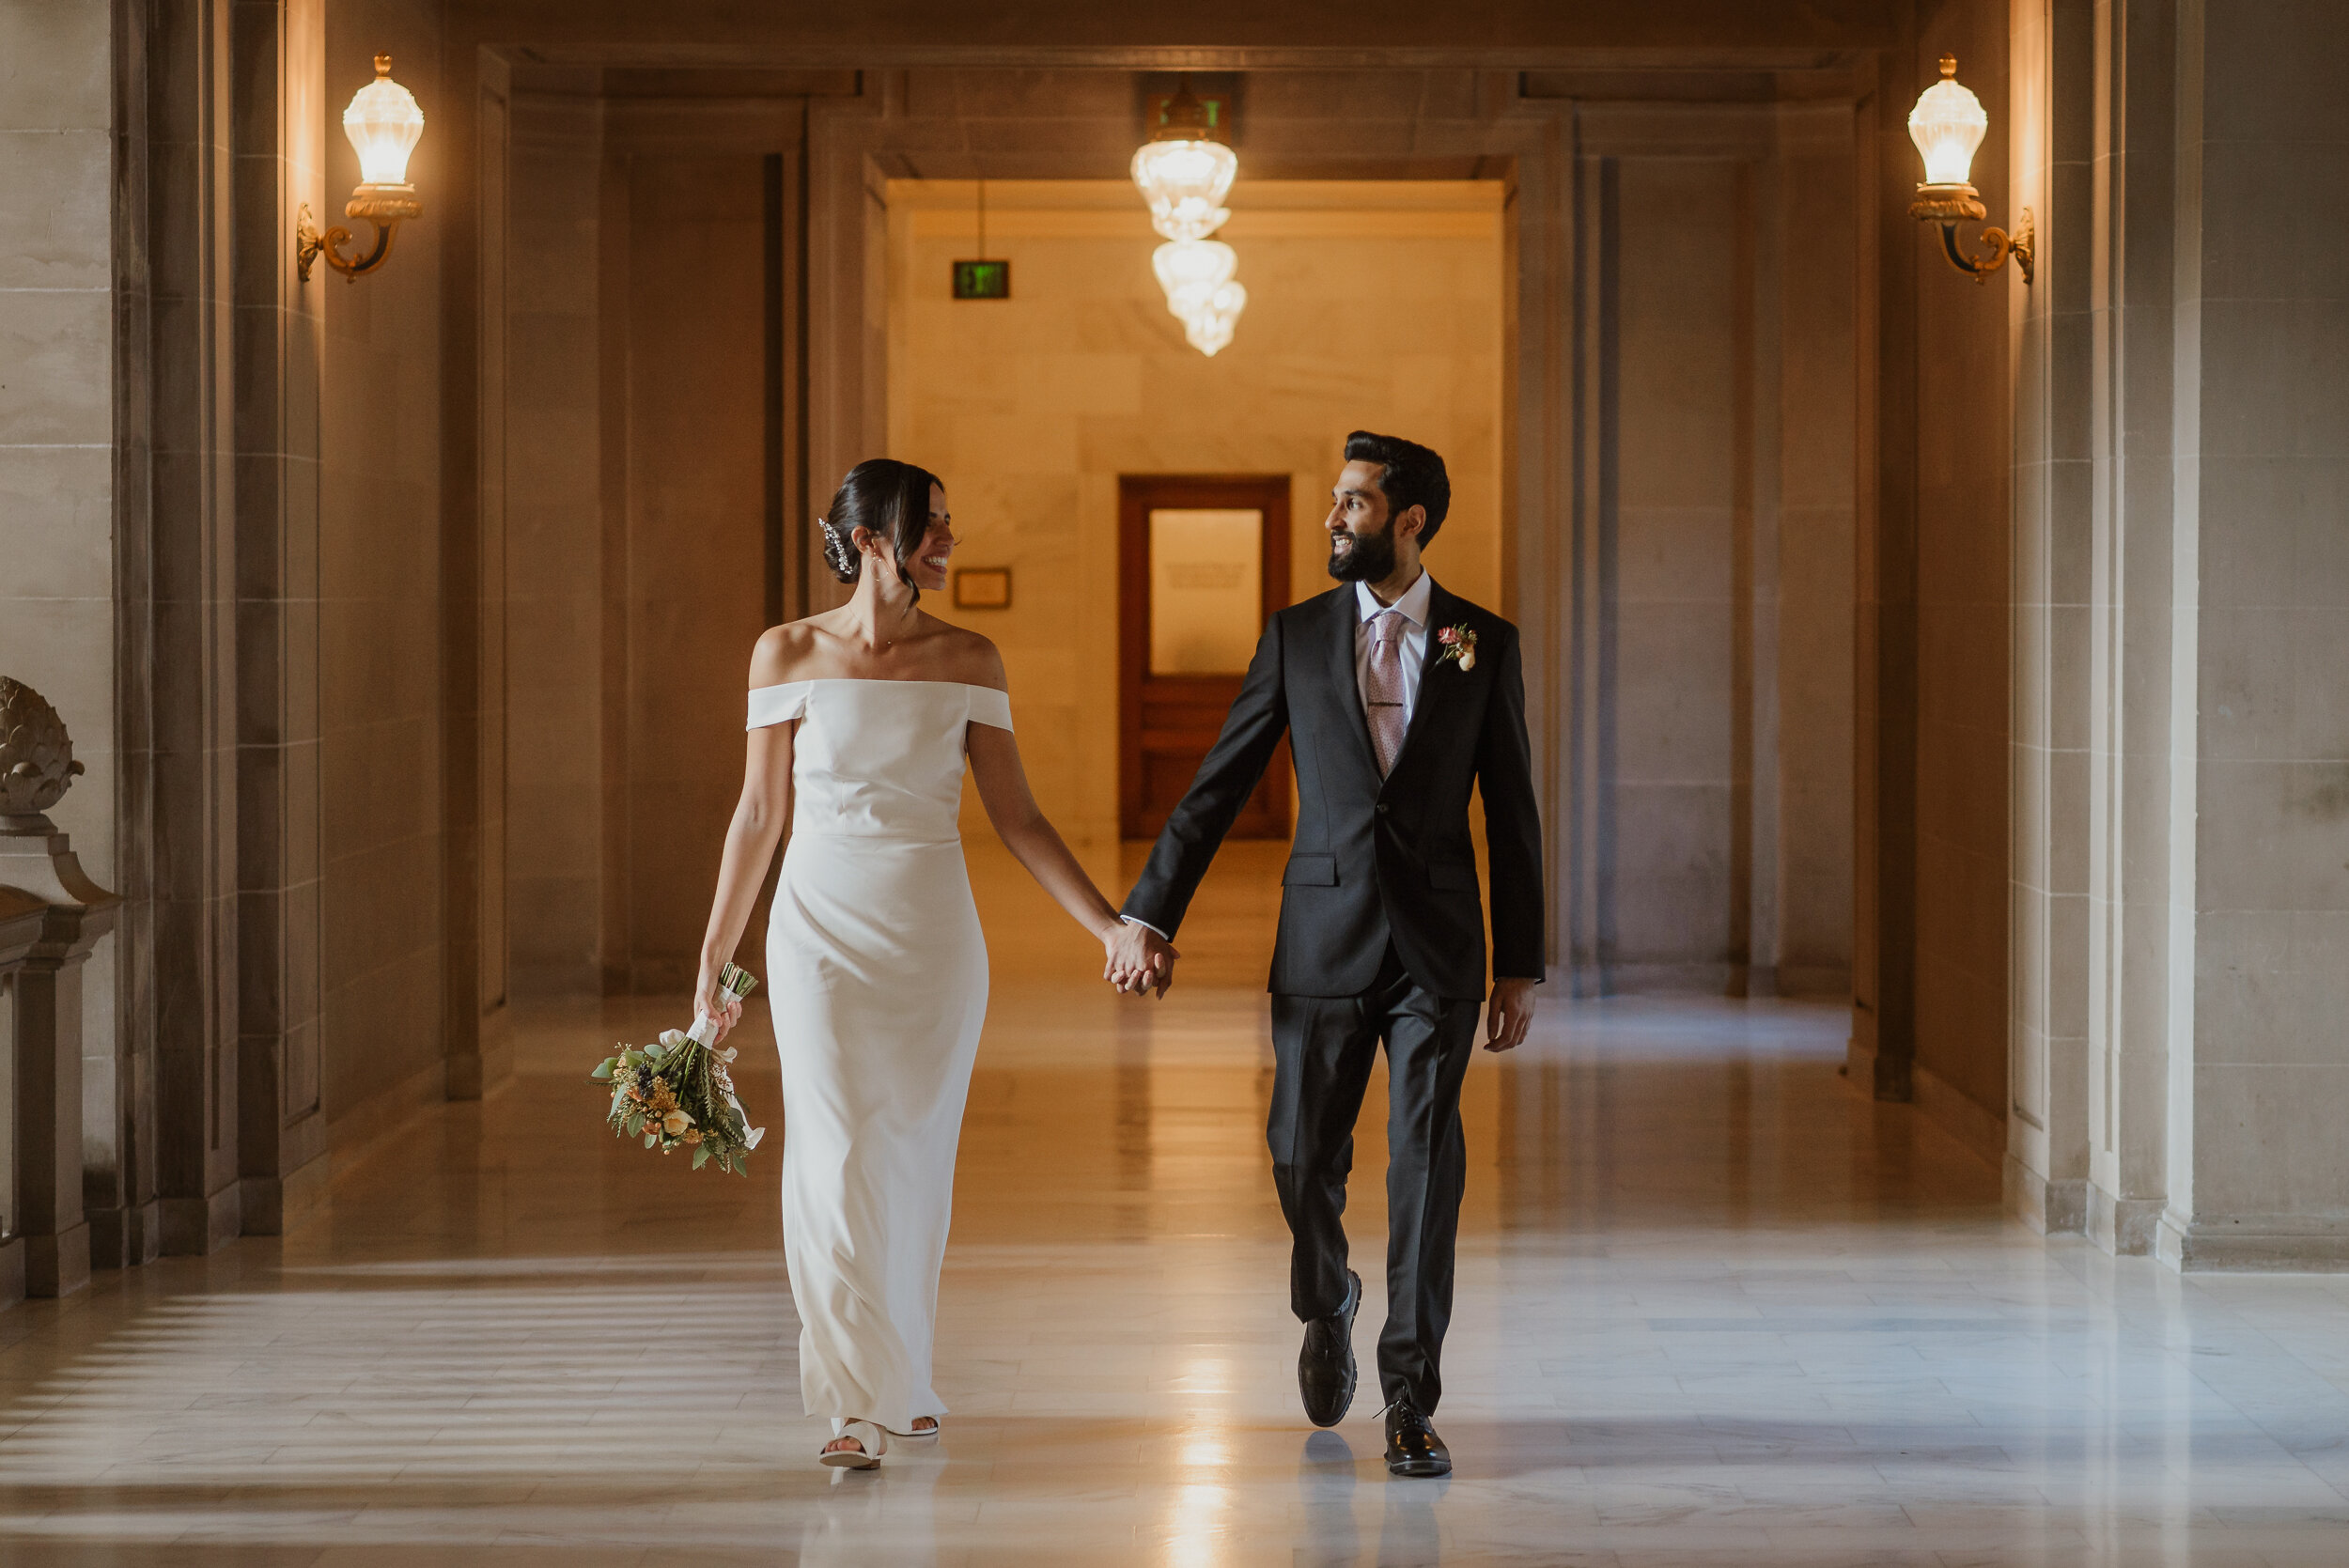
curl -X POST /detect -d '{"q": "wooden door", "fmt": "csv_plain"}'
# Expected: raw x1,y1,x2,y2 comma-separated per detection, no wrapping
1119,475,1292,841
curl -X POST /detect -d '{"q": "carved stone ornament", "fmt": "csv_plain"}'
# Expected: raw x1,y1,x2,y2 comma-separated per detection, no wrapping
0,676,87,817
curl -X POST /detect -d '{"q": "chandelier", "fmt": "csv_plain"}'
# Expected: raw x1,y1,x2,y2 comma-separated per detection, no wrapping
1132,82,1246,356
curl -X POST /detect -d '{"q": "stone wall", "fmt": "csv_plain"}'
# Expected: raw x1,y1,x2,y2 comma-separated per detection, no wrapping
0,0,460,1263
1560,107,1859,999
490,73,1865,1001
317,0,449,1141
2174,0,2349,1262
891,179,1507,849
503,93,603,997
0,1,115,882
0,0,125,1243
2005,0,2349,1265
1911,0,2016,1157
499,85,810,999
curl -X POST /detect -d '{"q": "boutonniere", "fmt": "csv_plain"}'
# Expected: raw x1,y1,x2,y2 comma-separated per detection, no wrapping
1435,623,1478,672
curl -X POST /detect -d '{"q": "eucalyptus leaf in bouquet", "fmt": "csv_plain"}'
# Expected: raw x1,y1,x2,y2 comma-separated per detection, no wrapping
589,962,766,1173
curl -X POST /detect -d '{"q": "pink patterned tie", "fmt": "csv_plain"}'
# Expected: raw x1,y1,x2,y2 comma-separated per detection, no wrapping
1364,609,1408,776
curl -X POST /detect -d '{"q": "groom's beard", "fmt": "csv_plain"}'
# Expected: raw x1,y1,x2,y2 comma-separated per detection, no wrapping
1327,519,1397,583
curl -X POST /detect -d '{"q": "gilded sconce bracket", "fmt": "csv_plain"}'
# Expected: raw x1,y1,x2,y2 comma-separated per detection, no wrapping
295,189,421,283
1909,187,2035,286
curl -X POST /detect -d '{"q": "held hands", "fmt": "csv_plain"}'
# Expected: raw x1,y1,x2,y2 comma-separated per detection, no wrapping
1484,976,1536,1052
1103,919,1178,999
693,963,747,1046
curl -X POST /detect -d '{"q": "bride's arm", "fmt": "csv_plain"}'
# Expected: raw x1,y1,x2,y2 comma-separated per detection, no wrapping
693,635,798,1039
966,720,1171,998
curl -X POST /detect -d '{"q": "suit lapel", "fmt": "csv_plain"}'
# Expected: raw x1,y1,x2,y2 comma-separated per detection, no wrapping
1389,580,1457,776
1327,586,1382,779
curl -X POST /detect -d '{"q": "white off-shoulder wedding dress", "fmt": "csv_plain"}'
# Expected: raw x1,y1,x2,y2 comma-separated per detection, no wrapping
748,677,1011,1436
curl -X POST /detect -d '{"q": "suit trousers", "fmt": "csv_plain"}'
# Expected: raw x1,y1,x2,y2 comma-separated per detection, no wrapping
1268,946,1482,1414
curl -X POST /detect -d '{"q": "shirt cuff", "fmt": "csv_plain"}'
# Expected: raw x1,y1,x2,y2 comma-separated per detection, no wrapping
1122,915,1171,940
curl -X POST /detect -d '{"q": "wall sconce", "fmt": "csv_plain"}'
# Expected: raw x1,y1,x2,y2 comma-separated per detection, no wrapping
1907,55,2033,285
296,55,425,283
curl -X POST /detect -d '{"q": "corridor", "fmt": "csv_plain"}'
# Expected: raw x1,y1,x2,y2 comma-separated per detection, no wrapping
2,845,2344,1565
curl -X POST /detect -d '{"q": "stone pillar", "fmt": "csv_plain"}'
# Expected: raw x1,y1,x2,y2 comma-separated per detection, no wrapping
143,0,246,1256
0,887,48,1309
1851,44,1922,1101
2157,0,2349,1267
0,680,123,1298
228,0,331,1234
92,0,164,1276
2005,0,2093,1238
2009,0,2349,1267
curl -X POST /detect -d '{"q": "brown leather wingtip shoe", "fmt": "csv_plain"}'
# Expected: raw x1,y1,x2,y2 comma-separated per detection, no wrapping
1298,1269,1361,1428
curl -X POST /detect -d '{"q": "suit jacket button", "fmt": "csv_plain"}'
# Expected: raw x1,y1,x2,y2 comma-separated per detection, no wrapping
1375,802,1390,815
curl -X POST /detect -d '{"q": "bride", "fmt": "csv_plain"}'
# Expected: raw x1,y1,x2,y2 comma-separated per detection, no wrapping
691,458,1169,1469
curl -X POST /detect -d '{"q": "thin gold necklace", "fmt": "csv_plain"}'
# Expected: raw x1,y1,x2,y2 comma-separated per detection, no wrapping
870,602,915,650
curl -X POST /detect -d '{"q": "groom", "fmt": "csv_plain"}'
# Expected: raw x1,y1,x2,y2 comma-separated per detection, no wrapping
1111,431,1543,1478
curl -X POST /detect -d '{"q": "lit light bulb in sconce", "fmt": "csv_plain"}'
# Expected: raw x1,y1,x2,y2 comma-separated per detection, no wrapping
1906,55,1989,188
344,55,426,189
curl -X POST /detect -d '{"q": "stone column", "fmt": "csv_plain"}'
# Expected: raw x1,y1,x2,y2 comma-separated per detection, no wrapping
229,0,331,1234
2005,0,2095,1238
143,0,246,1256
2157,0,2349,1267
2009,0,2349,1267
1851,45,1922,1100
0,886,48,1309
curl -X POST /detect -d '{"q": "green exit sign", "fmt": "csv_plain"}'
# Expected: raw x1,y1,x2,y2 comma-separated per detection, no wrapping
953,259,1010,300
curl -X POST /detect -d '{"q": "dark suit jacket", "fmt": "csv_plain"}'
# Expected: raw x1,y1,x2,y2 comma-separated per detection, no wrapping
1123,580,1545,1001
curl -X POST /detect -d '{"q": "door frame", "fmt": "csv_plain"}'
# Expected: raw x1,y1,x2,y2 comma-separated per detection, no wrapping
1117,474,1293,841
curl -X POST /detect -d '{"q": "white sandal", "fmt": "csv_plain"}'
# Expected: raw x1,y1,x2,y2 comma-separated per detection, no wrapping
887,1416,941,1440
819,1419,887,1469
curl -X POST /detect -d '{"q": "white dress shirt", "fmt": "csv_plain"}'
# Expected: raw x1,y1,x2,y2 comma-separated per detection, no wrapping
1354,569,1433,731
1124,571,1437,944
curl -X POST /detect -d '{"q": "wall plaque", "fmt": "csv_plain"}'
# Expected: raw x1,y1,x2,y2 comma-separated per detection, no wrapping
953,567,1013,609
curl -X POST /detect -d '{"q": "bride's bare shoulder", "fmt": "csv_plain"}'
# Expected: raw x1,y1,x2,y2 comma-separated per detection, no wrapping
750,619,833,687
928,621,1008,691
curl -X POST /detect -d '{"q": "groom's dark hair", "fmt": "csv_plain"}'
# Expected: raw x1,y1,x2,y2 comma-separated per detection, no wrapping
1343,431,1450,547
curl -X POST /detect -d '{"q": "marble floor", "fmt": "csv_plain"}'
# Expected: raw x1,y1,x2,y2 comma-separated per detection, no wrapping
5,842,2349,1565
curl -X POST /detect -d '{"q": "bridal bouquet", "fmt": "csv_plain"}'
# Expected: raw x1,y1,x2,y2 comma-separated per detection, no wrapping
589,962,767,1174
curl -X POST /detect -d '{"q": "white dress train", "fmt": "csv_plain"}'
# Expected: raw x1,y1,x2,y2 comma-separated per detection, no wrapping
748,677,1008,1434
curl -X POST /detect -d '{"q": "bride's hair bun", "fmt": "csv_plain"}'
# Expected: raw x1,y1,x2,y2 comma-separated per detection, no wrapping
818,458,946,600
817,518,859,584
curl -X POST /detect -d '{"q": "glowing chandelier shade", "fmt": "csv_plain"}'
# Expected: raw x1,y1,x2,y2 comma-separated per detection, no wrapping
1151,238,1246,357
1181,283,1248,356
1151,238,1237,304
1133,80,1247,356
1130,138,1237,242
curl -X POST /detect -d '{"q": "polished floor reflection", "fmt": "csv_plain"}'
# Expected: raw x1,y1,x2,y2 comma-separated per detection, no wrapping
5,841,2349,1564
